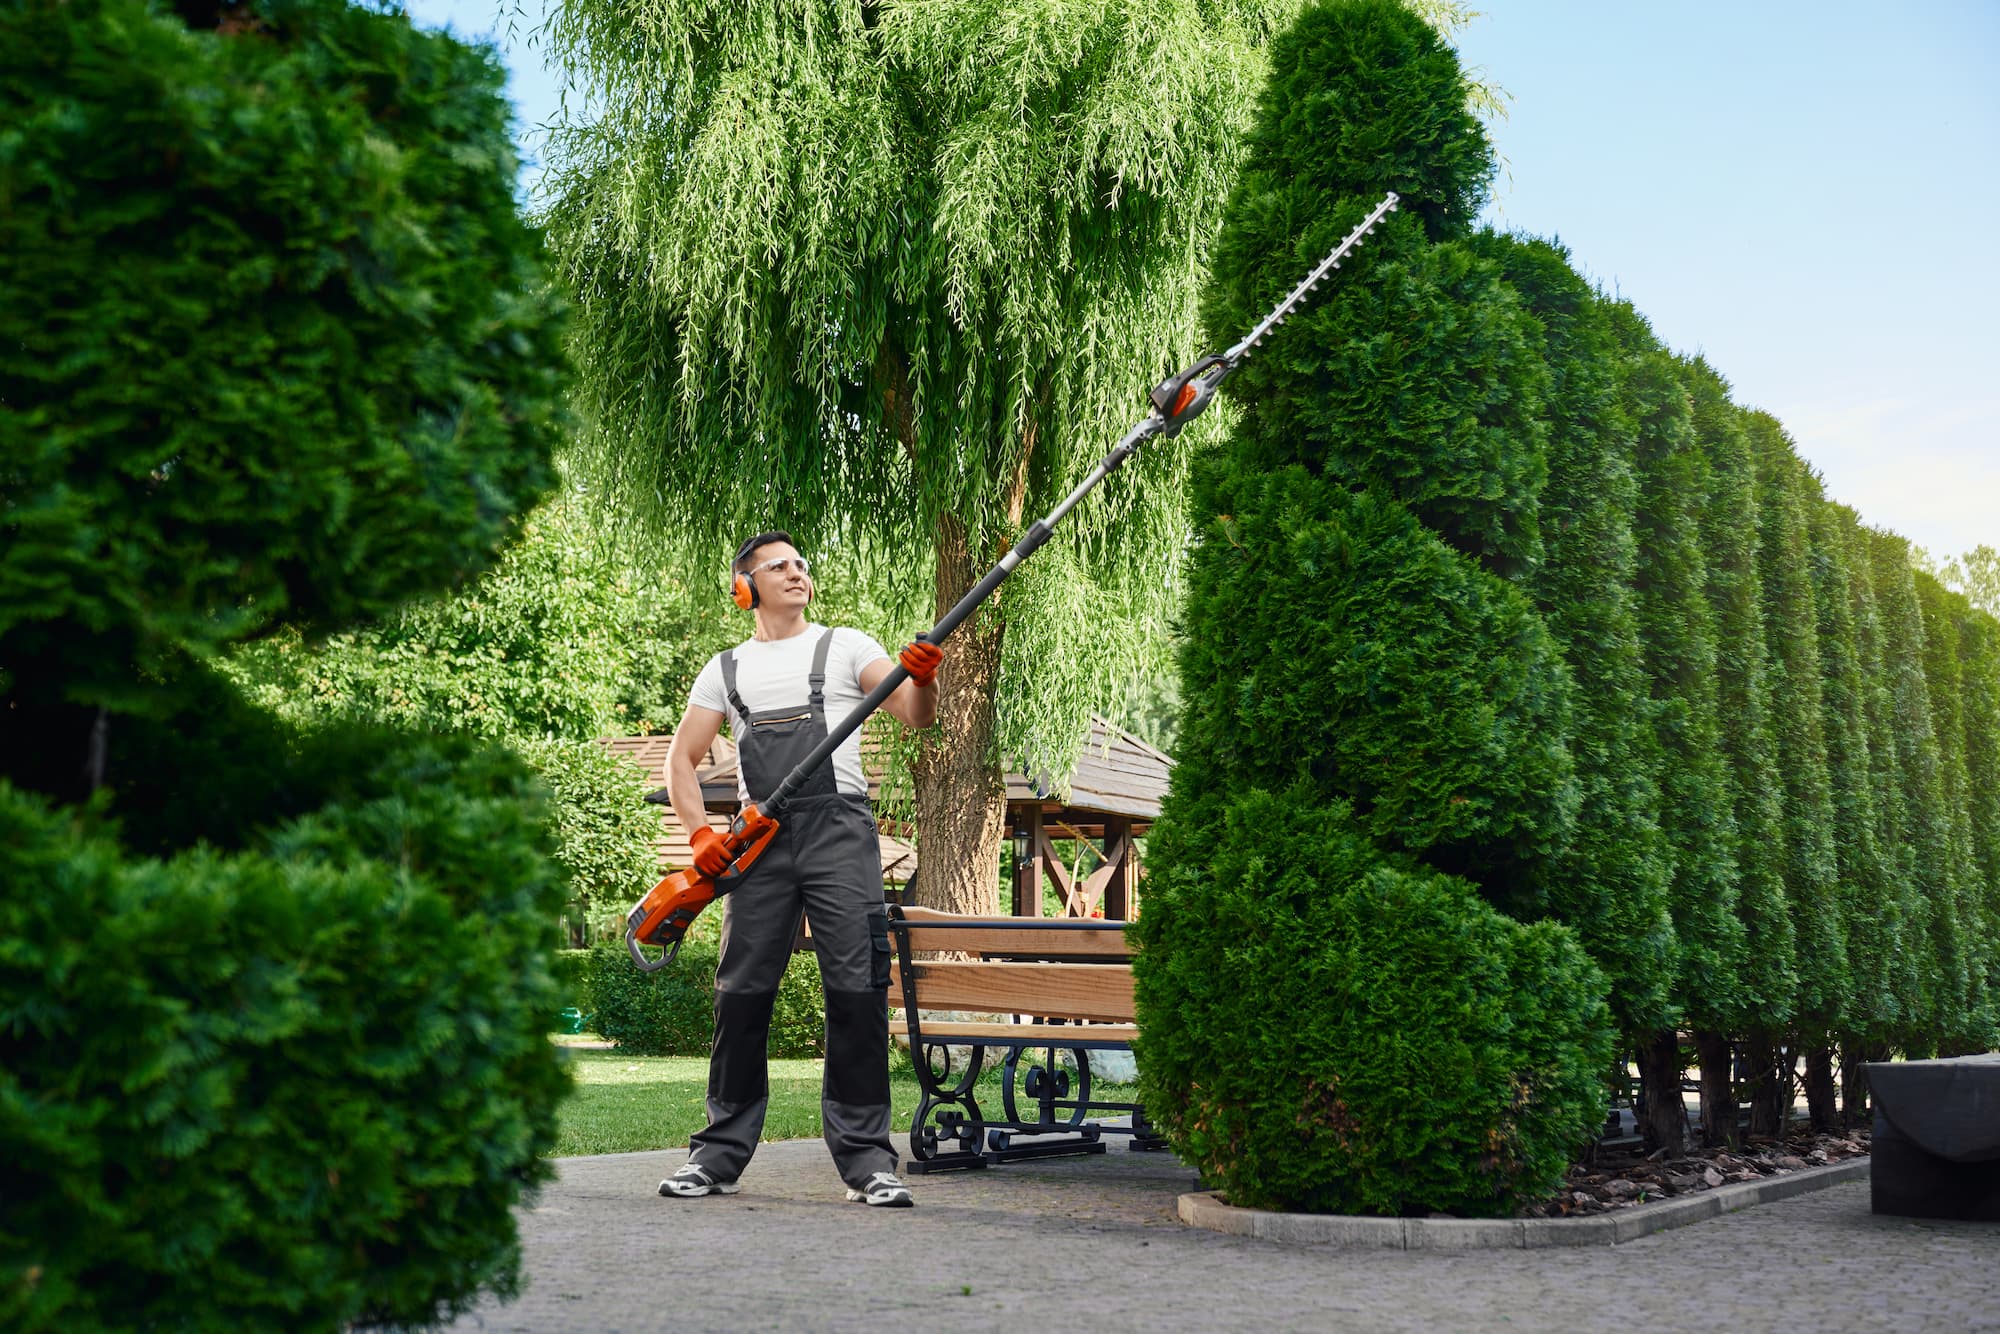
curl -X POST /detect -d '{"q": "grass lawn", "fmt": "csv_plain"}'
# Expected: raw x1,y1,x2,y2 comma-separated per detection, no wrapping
552,1045,1138,1158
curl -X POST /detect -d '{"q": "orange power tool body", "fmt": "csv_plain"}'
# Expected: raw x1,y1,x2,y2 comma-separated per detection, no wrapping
625,803,778,971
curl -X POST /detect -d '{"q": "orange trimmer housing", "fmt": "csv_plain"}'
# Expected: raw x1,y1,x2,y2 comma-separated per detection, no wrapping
625,803,779,971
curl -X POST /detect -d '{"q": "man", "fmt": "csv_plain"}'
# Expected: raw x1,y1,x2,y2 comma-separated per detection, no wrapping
657,531,941,1207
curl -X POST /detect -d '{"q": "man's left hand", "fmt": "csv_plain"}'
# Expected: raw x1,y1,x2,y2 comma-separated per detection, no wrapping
899,640,943,688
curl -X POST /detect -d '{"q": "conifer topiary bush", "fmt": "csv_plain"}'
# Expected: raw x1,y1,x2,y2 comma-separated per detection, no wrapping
1135,0,1612,1217
1137,789,1611,1216
1,0,569,1325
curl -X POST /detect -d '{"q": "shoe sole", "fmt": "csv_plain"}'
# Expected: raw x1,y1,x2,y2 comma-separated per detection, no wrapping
845,1191,914,1207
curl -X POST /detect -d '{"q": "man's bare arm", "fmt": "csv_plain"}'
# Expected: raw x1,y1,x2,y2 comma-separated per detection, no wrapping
860,657,938,730
665,705,726,847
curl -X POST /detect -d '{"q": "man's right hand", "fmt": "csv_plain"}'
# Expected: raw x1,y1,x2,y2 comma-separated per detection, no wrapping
689,825,733,878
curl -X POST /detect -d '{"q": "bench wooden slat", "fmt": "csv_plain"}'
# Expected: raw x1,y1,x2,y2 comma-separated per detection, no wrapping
890,960,1134,1023
891,907,1134,958
889,1018,1138,1045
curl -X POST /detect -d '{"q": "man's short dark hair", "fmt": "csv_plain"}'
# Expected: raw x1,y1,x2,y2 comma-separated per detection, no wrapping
733,530,794,574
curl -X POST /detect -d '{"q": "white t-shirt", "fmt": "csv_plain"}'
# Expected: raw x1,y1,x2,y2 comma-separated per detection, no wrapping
687,624,891,802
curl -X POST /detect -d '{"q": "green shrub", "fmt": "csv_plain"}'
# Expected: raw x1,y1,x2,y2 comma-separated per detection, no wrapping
0,0,564,719
1134,788,1613,1217
584,934,827,1059
0,736,569,1331
0,0,571,1324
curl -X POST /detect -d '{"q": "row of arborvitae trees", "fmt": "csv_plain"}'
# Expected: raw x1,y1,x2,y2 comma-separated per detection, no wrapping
3,0,574,1326
1134,0,1999,1217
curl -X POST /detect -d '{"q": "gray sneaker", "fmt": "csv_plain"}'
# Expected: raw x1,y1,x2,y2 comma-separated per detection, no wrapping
659,1163,739,1198
845,1170,914,1208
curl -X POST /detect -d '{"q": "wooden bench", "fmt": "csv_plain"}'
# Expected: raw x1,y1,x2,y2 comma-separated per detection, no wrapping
885,904,1168,1173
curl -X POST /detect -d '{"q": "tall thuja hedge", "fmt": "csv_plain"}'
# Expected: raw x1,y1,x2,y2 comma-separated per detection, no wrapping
1744,414,1848,1125
1808,501,1907,1108
1611,316,1744,1146
1912,573,1995,1051
0,1,570,1327
1472,235,1677,1046
1955,604,2000,1028
1865,530,1960,1054
1682,359,1797,1134
1135,0,1612,1218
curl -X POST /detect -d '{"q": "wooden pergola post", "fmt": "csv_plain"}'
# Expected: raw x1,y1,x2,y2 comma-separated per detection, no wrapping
1103,815,1131,921
1012,805,1043,917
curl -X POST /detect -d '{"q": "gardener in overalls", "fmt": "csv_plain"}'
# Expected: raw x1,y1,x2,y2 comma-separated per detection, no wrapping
656,531,940,1207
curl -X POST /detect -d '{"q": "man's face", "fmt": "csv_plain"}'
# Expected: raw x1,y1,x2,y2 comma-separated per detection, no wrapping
743,540,812,610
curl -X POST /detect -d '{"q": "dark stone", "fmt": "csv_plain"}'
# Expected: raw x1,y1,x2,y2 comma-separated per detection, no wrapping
1868,1055,2000,1222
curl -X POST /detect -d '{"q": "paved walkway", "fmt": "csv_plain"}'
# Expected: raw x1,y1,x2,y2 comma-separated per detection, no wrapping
449,1138,1997,1332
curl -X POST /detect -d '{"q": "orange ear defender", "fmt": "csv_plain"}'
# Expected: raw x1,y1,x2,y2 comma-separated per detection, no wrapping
731,569,757,610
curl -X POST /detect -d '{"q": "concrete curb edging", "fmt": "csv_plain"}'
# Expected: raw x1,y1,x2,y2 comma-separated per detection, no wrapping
1178,1157,1870,1249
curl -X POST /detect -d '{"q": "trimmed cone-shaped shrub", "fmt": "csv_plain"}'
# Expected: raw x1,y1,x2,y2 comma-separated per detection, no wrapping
1174,466,1576,878
0,0,569,1325
1134,788,1612,1217
1199,0,1545,576
0,733,567,1329
1138,0,1609,1218
0,0,564,792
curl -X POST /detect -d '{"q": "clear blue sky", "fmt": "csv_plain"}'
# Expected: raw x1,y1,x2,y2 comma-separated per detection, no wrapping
406,0,1999,561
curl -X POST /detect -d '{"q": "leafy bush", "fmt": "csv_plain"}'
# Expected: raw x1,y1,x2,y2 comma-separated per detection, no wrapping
1135,788,1613,1216
1138,0,1611,1216
0,0,571,1324
0,0,564,730
0,735,570,1330
585,933,827,1059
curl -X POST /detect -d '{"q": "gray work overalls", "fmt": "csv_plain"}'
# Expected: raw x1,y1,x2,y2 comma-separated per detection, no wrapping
687,629,897,1188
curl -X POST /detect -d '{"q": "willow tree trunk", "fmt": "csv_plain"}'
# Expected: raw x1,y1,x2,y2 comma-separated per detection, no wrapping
908,511,1009,916
1637,1030,1687,1156
1695,1030,1739,1148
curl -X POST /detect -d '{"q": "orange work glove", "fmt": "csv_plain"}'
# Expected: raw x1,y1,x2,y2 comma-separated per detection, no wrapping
899,640,944,688
689,825,733,879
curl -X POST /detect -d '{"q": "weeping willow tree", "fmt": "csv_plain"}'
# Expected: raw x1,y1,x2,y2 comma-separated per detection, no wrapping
535,0,1485,909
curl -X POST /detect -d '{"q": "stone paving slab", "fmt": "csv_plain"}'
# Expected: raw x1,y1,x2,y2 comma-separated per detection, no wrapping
1180,1158,1872,1248
447,1137,2000,1333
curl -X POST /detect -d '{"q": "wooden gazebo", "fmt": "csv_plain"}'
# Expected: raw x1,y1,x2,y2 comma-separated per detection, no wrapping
598,714,1171,918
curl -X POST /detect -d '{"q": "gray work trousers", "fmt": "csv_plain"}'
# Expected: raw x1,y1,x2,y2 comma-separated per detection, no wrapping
687,792,896,1188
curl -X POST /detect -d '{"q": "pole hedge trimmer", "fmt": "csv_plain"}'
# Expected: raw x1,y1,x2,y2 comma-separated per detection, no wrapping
624,191,1401,972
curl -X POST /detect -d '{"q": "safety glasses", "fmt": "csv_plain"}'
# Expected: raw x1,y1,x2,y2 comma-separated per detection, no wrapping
752,556,811,577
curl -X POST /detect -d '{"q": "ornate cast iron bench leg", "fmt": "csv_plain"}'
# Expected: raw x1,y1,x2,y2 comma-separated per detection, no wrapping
903,1038,990,1174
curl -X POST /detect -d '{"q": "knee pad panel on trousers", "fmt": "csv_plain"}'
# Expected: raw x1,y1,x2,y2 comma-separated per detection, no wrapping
822,986,891,1107
711,989,778,1103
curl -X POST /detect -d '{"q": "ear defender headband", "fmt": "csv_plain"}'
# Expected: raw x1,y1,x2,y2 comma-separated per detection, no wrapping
730,529,799,612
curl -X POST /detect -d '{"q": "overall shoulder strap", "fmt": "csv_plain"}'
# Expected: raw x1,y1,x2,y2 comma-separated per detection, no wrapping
718,648,752,721
808,628,836,709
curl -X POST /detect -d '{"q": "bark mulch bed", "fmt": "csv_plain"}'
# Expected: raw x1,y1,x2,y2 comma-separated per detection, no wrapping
1523,1128,1871,1218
